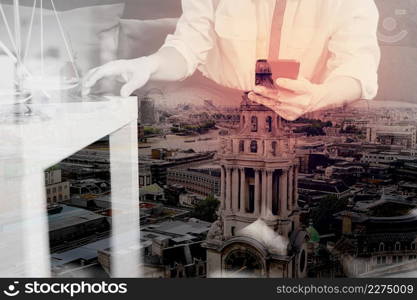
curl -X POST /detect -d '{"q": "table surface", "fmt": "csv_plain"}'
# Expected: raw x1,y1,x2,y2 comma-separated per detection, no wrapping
0,96,138,177
0,95,139,277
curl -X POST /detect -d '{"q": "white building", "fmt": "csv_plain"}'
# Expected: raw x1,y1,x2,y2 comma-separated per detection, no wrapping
361,150,417,165
45,168,70,204
366,125,416,149
204,92,308,278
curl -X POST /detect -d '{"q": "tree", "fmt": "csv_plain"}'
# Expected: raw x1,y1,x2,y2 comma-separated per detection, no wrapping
144,126,162,135
294,125,325,136
310,195,348,234
341,125,360,134
192,195,220,222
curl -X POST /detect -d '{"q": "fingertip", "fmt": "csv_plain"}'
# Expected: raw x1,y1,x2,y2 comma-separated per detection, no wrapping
252,86,258,92
276,78,289,86
120,86,132,98
120,90,128,98
83,75,98,89
253,85,264,93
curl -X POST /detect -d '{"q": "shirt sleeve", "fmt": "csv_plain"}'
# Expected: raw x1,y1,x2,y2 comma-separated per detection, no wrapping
160,0,216,79
326,0,381,100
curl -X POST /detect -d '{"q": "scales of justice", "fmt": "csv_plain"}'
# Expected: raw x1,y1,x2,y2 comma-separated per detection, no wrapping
0,0,96,122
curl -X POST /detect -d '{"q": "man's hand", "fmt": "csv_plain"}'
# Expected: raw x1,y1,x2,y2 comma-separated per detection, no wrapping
248,78,327,121
82,57,158,97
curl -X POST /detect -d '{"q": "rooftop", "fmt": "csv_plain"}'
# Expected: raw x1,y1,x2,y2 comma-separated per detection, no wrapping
139,184,164,196
48,205,107,232
142,219,211,237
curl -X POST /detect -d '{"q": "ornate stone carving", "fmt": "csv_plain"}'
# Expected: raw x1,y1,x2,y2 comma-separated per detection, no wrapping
220,138,227,154
207,218,224,244
225,140,232,153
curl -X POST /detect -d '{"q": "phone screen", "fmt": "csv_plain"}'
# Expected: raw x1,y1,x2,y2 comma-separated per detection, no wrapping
270,60,300,81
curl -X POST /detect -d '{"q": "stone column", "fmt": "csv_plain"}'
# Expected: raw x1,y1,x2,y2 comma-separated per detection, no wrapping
261,170,267,217
279,169,288,218
288,167,294,212
254,169,261,215
232,167,240,212
293,166,299,209
225,167,232,211
266,170,273,217
220,166,226,210
239,168,246,214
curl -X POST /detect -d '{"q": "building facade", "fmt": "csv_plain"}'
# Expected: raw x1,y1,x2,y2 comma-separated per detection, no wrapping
167,166,220,198
139,165,152,188
333,196,417,277
45,168,70,204
366,125,417,149
361,150,417,165
204,92,308,278
139,97,157,125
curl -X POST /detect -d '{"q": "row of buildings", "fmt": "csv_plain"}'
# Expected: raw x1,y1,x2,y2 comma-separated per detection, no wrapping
47,90,417,278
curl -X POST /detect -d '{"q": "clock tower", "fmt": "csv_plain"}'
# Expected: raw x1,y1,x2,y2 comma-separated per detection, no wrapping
204,61,308,278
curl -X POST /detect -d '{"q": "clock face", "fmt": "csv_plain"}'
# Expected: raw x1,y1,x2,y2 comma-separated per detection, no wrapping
224,248,264,277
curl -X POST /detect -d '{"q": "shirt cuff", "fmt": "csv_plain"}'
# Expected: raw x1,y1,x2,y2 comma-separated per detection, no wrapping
326,64,378,100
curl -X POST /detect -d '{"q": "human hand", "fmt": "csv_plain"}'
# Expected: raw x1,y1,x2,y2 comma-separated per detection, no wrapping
82,57,158,97
248,78,327,121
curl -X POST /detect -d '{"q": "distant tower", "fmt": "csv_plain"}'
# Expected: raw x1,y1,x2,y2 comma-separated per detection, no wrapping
204,61,308,278
139,97,157,125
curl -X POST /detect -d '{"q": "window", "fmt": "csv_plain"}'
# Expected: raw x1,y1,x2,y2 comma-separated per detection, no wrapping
379,242,385,252
271,141,277,156
70,187,80,195
395,242,401,251
199,266,204,276
239,140,245,153
251,116,258,132
250,141,258,153
299,249,306,273
411,242,416,250
231,226,235,236
266,116,272,132
247,184,255,213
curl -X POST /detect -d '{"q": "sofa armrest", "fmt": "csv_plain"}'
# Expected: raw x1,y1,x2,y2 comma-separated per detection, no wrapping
118,18,178,60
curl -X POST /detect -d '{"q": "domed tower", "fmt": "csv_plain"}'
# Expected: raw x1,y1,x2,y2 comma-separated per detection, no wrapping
218,92,299,233
204,60,308,278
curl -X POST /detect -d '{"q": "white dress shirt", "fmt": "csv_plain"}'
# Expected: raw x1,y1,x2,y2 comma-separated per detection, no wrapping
162,0,381,99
